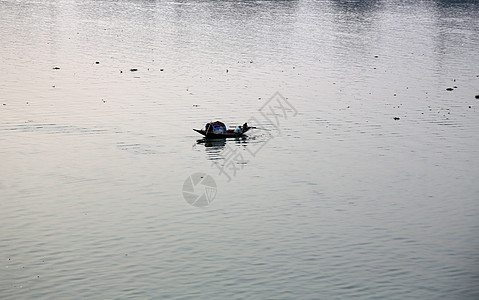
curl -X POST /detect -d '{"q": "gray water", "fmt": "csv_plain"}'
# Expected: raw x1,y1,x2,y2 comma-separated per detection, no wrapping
1,0,479,298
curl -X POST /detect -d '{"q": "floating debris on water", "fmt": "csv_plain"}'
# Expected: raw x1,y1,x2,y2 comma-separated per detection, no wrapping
130,68,138,72
52,67,60,70
475,95,479,99
95,61,100,64
393,117,400,120
446,87,454,91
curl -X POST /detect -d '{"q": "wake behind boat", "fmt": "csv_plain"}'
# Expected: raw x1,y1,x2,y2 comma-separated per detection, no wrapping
194,121,252,138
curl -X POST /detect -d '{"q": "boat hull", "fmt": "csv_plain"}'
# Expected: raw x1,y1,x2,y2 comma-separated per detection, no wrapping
193,128,249,138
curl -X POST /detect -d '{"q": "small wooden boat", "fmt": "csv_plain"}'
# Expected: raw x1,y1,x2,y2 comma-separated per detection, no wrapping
194,121,252,138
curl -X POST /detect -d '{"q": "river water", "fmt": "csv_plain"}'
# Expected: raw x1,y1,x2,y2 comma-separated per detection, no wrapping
1,0,478,298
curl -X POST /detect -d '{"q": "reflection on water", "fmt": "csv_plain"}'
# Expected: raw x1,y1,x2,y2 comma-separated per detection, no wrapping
194,136,252,162
194,138,227,160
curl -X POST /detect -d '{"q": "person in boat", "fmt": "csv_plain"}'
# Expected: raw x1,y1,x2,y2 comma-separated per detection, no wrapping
242,122,248,132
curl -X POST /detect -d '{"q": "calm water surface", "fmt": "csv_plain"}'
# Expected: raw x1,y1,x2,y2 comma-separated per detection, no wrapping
1,0,478,298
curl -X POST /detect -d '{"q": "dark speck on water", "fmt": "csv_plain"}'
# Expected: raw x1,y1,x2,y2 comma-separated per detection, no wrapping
130,68,138,72
446,87,454,91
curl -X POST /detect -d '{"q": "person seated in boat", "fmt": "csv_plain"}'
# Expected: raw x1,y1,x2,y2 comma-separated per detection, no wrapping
242,122,249,132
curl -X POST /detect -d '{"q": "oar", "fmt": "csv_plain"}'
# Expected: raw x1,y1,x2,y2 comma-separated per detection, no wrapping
249,126,272,131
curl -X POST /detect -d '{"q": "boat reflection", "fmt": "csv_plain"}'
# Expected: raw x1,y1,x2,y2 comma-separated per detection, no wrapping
195,137,250,162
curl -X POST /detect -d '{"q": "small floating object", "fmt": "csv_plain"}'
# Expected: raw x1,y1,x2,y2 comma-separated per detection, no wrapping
130,68,138,72
194,121,255,138
160,68,164,71
475,95,479,99
446,87,454,91
95,61,100,64
52,67,60,70
393,117,400,120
